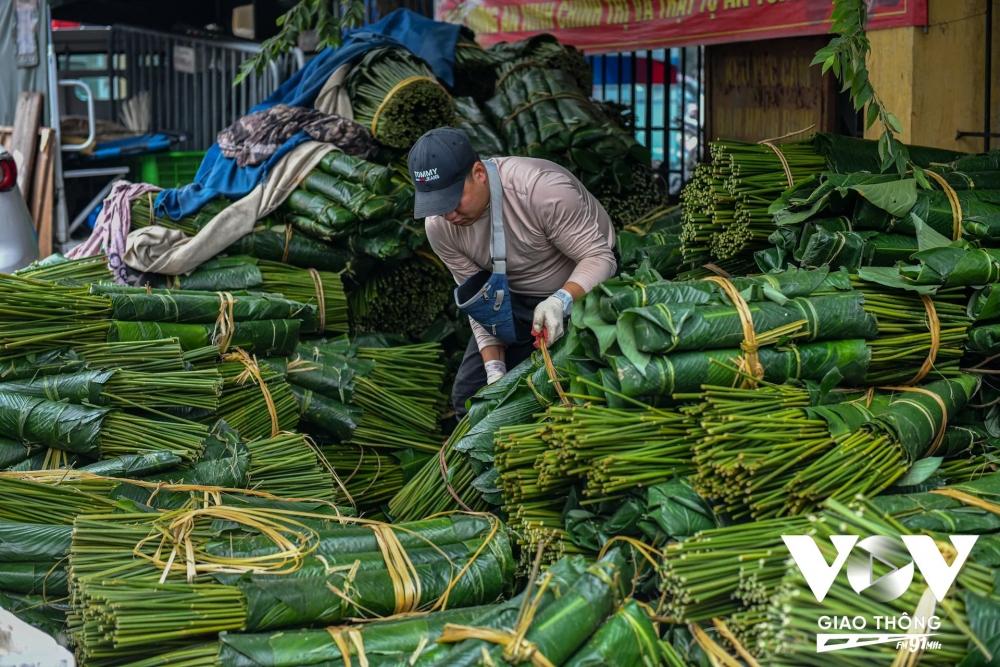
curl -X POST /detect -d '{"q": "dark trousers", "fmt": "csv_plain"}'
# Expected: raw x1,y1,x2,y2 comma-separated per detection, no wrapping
452,335,536,419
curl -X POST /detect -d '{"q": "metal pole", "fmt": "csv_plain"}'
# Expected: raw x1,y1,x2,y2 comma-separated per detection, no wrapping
986,0,994,151
47,4,69,249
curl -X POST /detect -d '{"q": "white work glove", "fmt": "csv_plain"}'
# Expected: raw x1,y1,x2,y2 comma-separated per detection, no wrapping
484,360,507,384
532,289,574,346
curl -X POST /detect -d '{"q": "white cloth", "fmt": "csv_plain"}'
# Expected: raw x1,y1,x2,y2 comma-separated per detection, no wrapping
0,606,75,666
314,63,354,119
124,140,335,276
67,181,161,283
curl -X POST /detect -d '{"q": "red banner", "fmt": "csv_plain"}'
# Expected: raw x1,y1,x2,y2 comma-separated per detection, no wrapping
436,0,927,54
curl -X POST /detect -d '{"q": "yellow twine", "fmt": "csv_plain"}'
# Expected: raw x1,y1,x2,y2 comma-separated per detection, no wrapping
702,263,734,280
712,618,761,667
0,469,346,511
890,587,937,667
759,141,795,188
538,334,570,407
326,627,370,667
689,622,743,667
439,430,476,512
224,349,281,438
429,514,501,612
370,76,442,138
494,60,544,92
598,535,663,571
437,570,557,667
926,170,963,240
500,92,594,132
878,385,950,456
904,294,941,386
282,224,294,263
756,124,816,188
703,276,763,382
308,268,327,333
329,629,353,667
212,292,237,353
133,505,322,583
349,630,368,667
930,488,1000,515
303,432,355,508
370,524,422,615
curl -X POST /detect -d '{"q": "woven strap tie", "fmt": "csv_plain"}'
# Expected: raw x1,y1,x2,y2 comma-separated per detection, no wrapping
212,292,236,353
703,276,763,382
370,524,421,615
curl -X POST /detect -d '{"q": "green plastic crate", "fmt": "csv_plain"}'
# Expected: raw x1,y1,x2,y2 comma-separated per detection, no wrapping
126,151,206,188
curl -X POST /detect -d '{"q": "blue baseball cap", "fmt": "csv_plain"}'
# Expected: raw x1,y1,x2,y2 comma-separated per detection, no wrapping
408,128,479,218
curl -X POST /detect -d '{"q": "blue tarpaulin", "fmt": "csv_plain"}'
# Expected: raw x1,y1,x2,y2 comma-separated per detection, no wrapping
155,9,461,221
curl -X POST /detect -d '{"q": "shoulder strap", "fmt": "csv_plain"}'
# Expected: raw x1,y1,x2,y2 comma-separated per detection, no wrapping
483,159,506,275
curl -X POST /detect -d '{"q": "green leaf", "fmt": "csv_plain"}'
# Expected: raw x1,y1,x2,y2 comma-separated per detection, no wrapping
856,83,873,110
866,103,880,130
895,457,943,487
912,213,953,250
856,267,939,294
811,46,834,66
851,68,869,98
912,165,932,190
885,112,904,134
957,593,1000,667
894,152,908,177
851,178,918,217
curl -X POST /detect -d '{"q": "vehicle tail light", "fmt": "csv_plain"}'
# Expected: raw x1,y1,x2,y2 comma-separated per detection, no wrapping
0,156,16,192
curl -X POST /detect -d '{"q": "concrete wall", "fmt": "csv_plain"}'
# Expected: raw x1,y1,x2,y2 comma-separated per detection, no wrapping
866,0,1000,153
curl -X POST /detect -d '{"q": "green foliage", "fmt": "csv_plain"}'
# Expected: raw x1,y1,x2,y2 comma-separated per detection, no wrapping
235,0,367,85
813,0,911,177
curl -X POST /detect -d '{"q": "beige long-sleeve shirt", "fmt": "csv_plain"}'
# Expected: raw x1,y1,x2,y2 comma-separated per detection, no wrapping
425,157,617,350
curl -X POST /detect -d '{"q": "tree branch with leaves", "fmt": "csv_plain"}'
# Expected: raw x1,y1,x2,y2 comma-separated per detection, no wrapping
814,0,911,177
235,0,366,85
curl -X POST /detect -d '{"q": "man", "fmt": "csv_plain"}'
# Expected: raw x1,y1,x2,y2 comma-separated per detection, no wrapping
408,127,618,417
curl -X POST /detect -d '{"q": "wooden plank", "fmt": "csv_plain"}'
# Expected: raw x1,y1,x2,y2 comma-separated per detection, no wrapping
36,158,54,259
30,128,54,232
705,36,835,144
10,92,43,200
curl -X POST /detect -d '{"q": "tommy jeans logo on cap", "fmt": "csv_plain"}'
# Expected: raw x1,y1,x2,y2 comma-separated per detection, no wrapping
409,128,480,218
